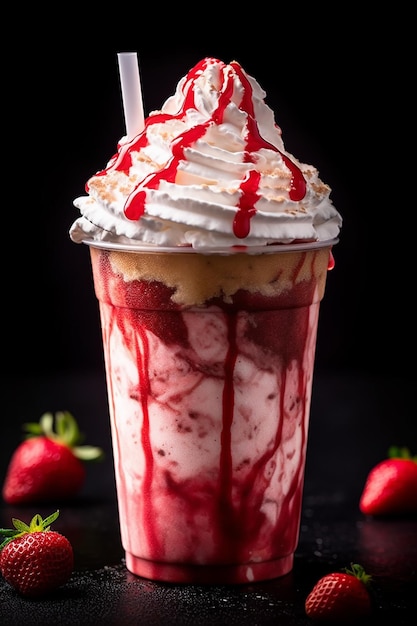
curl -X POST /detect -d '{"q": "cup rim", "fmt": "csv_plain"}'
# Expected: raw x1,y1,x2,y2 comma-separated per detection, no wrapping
82,238,339,255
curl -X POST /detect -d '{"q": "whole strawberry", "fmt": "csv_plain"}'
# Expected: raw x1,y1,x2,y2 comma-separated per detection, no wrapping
0,510,73,597
359,446,417,517
305,563,372,623
2,411,104,504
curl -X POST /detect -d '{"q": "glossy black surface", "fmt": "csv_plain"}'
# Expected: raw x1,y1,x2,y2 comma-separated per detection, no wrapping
1,372,416,624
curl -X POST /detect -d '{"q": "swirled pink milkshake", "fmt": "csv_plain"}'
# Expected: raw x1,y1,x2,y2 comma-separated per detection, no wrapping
70,57,342,583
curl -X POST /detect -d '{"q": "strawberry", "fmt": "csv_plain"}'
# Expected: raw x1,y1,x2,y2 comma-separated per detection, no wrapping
0,510,73,597
305,563,372,623
359,446,417,517
2,411,104,504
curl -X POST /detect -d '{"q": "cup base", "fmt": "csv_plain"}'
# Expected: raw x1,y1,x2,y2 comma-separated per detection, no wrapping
125,552,294,584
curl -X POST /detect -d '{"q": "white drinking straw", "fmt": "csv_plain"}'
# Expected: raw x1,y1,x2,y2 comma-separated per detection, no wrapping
117,52,145,140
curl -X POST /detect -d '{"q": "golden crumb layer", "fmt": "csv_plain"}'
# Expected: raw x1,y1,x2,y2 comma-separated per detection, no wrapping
90,246,332,307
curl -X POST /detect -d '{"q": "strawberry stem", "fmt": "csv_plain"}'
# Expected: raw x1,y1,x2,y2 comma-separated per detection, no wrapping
343,563,372,586
388,445,417,462
22,412,104,462
0,511,60,550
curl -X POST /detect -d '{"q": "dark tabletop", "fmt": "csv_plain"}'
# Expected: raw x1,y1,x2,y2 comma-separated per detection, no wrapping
1,371,416,625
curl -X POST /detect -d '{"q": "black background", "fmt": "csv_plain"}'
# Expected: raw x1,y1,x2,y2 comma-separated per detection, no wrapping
3,7,414,382
1,8,416,623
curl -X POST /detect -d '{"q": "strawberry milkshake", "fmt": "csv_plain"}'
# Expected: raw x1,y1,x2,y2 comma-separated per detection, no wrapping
70,57,342,584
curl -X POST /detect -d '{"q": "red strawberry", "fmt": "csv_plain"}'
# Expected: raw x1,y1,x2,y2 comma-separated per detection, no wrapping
305,563,372,623
0,510,73,597
359,446,417,517
2,411,104,504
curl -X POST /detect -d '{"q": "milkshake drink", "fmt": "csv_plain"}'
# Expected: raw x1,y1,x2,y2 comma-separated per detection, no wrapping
70,57,342,584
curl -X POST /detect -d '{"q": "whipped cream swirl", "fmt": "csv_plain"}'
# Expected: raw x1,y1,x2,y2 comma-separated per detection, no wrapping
70,57,342,249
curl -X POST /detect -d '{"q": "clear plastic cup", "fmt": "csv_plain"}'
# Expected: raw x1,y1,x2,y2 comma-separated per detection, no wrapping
85,239,337,584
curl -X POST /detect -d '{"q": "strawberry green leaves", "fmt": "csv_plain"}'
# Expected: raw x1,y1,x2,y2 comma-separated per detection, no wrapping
0,511,60,549
22,411,104,461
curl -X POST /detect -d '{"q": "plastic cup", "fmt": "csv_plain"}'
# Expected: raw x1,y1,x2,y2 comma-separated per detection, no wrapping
85,239,337,584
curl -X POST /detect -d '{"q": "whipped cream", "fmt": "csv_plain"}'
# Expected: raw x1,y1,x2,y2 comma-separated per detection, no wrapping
70,57,342,249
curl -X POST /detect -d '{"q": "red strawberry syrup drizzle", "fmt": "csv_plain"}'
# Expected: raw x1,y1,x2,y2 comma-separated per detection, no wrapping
87,58,306,240
95,249,324,577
